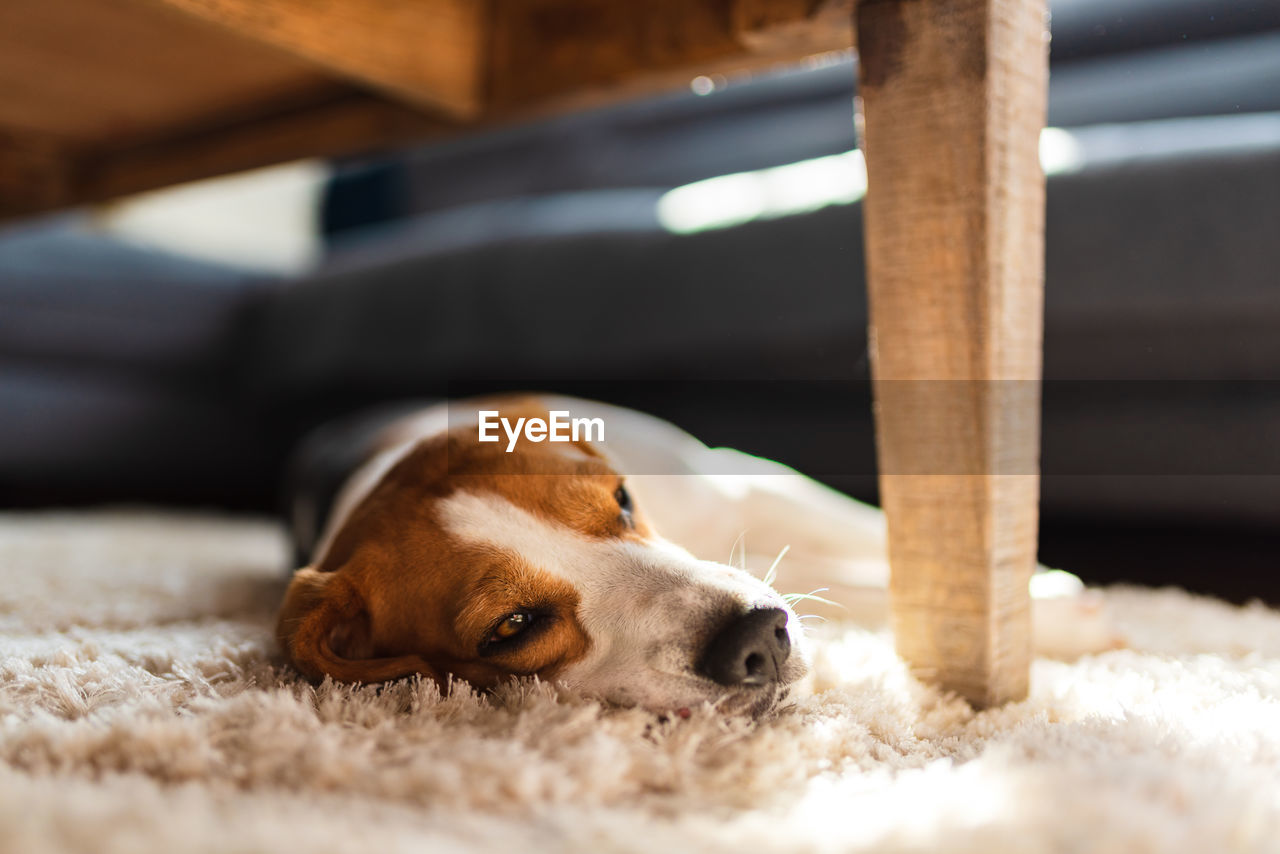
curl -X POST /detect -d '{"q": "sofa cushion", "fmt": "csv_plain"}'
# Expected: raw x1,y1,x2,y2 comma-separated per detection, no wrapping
0,216,270,383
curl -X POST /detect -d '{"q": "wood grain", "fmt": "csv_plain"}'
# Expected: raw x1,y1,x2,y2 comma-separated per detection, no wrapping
486,0,851,110
0,0,862,217
143,0,489,117
855,0,1048,706
0,93,452,220
731,0,854,56
0,0,335,148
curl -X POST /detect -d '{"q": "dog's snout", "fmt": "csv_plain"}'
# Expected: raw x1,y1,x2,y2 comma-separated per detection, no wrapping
698,607,791,686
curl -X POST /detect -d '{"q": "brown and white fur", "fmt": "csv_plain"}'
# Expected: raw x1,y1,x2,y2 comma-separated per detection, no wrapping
278,395,1117,717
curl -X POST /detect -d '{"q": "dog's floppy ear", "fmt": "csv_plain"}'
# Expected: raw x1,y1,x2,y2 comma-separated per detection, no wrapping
276,567,436,685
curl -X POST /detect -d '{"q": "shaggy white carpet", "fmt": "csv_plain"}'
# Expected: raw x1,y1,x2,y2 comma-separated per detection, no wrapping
2,511,1279,854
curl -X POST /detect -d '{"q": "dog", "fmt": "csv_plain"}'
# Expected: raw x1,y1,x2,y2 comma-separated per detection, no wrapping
278,395,1117,716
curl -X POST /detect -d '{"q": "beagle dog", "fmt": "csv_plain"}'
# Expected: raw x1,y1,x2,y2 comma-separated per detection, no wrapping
279,395,1115,716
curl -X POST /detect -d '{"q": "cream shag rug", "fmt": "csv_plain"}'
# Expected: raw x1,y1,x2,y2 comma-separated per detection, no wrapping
2,511,1279,854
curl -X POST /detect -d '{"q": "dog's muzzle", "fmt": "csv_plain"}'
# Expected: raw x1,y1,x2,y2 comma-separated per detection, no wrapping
697,607,792,687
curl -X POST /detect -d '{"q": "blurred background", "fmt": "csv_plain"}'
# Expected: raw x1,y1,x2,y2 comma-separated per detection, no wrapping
1,0,1276,600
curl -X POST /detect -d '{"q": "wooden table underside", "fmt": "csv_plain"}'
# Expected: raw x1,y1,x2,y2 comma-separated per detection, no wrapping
0,0,859,219
0,0,1047,707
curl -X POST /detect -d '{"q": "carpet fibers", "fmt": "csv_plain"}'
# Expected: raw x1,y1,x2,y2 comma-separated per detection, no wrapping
2,511,1279,853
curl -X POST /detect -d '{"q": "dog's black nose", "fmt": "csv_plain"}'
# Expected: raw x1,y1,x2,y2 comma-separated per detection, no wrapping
698,607,792,686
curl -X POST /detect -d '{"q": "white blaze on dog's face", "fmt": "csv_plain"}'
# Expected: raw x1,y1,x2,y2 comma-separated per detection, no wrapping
276,407,809,716
438,485,808,715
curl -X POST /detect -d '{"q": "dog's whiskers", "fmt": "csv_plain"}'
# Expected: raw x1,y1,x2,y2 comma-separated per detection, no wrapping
762,544,789,588
781,588,843,609
728,530,748,571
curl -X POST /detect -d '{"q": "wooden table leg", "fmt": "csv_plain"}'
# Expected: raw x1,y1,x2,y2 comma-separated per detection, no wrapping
854,0,1048,707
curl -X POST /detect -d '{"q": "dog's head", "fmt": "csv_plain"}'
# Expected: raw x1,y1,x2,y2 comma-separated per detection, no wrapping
277,412,809,716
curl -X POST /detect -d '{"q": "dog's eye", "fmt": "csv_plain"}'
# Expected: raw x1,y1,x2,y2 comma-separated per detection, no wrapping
479,610,550,655
615,485,633,521
490,612,531,643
